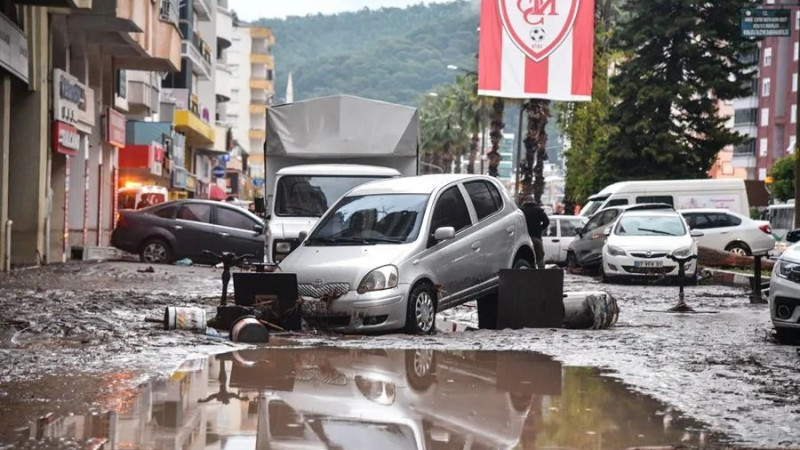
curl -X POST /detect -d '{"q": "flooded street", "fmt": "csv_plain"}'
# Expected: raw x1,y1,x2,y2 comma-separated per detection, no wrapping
3,346,728,449
0,261,798,448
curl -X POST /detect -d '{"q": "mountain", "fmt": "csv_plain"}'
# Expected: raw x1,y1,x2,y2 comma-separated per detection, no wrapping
255,1,481,107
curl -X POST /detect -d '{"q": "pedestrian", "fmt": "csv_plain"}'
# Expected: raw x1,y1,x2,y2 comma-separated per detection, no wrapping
519,194,549,269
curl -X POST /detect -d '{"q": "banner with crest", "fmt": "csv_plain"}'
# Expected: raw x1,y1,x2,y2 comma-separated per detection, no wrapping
478,0,595,101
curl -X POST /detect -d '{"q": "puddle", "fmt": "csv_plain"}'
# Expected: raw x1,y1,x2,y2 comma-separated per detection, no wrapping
1,347,730,449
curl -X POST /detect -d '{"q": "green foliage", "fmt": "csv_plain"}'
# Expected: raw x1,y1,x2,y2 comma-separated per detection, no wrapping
256,2,480,107
769,156,795,202
599,0,758,184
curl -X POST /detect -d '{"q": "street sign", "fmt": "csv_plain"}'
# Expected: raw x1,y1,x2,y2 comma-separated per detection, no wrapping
252,178,265,187
220,153,230,162
741,8,791,38
212,166,226,178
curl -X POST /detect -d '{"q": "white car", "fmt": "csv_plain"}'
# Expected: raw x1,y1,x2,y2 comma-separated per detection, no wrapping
543,215,586,264
279,174,536,334
768,243,800,343
601,209,703,282
679,208,775,256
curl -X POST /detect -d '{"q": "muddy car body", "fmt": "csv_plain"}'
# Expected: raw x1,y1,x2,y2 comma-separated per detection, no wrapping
278,174,535,334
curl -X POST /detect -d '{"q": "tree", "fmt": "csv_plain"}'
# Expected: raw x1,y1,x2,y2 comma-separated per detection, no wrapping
487,99,505,178
521,100,551,203
769,156,795,202
599,0,758,183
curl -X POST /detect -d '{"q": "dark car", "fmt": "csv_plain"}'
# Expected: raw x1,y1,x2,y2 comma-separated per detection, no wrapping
567,203,674,271
111,199,265,264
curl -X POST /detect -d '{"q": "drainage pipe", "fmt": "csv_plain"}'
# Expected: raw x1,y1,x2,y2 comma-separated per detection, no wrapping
4,219,11,272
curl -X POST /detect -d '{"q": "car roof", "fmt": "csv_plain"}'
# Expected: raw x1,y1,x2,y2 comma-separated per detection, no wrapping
550,215,584,221
620,209,682,218
679,208,738,214
276,164,402,177
347,174,493,196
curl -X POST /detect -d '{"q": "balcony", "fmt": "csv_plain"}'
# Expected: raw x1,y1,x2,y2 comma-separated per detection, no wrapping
731,139,756,169
14,0,90,7
182,32,213,80
250,78,273,91
215,63,232,102
126,71,161,117
250,26,273,42
194,0,212,21
216,4,233,51
250,53,274,68
250,103,266,115
175,110,215,147
249,129,266,140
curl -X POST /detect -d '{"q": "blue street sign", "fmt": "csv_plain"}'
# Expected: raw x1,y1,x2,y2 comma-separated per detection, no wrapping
252,178,265,187
220,153,231,162
212,166,226,178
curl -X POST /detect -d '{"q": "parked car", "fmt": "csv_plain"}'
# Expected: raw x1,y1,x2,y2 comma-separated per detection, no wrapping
601,208,703,282
679,208,775,256
111,199,265,264
543,215,586,265
278,174,536,334
768,242,800,344
566,203,673,271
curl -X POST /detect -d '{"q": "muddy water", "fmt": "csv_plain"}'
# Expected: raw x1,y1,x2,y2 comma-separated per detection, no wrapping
1,346,727,450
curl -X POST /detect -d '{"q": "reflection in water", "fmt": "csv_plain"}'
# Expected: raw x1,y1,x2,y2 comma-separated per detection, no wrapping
7,348,728,449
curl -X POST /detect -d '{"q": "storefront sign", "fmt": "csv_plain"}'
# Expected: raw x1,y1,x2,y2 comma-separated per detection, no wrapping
0,13,28,84
149,142,165,176
53,69,95,134
52,121,80,156
107,108,126,148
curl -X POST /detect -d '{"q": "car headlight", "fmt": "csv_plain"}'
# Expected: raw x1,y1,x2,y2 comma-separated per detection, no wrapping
672,246,693,258
607,245,626,256
275,241,292,253
776,260,800,281
357,265,398,294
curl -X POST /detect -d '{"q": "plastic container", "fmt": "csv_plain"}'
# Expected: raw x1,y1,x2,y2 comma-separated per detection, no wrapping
164,306,207,333
230,316,269,343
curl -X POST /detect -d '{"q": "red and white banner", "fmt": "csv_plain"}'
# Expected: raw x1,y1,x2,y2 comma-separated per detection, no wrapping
479,0,595,101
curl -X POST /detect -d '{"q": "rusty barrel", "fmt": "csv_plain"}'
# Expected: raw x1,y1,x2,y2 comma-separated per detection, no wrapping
164,306,207,333
230,316,269,343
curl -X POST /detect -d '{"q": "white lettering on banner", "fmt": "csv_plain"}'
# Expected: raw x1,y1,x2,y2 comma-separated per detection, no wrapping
58,127,80,151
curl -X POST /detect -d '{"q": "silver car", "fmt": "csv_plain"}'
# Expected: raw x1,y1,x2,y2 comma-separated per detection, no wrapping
278,174,536,334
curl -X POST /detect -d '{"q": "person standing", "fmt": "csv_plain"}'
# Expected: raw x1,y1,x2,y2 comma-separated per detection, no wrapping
520,195,550,269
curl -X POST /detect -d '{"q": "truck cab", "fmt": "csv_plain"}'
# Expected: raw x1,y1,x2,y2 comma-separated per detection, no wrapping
267,164,401,262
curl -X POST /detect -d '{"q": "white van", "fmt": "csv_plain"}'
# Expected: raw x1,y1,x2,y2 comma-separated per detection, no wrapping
580,179,750,218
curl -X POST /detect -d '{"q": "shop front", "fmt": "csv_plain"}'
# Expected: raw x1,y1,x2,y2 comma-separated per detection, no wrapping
106,107,126,245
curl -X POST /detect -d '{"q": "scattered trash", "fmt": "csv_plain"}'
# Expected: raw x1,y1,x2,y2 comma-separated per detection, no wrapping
137,266,155,273
163,306,207,333
174,258,193,266
230,316,269,343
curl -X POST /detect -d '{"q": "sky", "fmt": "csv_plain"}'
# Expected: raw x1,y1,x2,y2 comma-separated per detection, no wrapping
228,0,459,21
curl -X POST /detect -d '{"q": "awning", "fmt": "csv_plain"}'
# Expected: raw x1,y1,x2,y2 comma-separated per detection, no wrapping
174,110,215,148
209,183,227,201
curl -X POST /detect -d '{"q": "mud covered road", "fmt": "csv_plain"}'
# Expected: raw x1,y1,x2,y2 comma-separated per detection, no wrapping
0,260,798,448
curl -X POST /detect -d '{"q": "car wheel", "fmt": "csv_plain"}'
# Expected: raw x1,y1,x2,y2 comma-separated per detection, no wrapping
510,392,533,412
725,242,751,256
600,262,610,283
140,238,172,264
405,282,437,335
405,348,436,391
566,252,578,273
513,257,533,269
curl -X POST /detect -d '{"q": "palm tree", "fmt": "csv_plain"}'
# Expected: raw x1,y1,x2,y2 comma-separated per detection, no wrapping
487,98,505,178
521,99,550,203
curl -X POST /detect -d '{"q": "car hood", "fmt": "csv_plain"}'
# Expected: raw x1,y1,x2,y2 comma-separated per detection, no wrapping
279,244,413,288
780,242,800,263
271,216,321,239
607,234,694,252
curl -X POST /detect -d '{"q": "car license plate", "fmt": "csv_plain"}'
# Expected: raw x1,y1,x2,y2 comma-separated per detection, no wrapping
634,260,663,268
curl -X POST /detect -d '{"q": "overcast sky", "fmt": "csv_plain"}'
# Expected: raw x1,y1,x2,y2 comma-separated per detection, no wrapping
228,0,459,21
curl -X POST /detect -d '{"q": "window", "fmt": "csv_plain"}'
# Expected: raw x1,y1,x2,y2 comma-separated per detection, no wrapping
723,214,742,227
796,11,800,30
217,207,257,230
606,198,628,207
759,168,767,181
546,222,558,237
734,108,758,126
153,204,178,219
794,74,797,93
760,138,768,157
761,107,769,127
734,139,756,156
561,219,581,237
465,180,502,220
762,78,771,97
584,212,607,233
764,47,772,67
430,186,472,235
691,213,741,229
177,203,212,223
793,104,797,124
796,42,799,62
635,195,674,206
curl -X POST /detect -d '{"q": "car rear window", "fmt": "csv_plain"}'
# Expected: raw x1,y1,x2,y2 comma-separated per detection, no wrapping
152,204,177,219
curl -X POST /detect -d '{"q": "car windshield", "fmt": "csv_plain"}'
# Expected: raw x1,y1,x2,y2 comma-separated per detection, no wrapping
274,175,390,217
581,197,607,217
615,215,686,236
307,194,429,245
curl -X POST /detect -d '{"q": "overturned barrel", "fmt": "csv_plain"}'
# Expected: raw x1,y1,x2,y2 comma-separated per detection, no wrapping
230,317,269,344
164,306,208,333
563,291,619,330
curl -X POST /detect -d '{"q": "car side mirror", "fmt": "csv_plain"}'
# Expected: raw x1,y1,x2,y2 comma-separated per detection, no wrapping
690,229,704,237
603,226,611,236
433,226,456,241
253,224,264,235
786,229,800,243
299,231,308,241
576,227,584,238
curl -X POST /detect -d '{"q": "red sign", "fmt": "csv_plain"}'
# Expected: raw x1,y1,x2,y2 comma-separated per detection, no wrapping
107,107,126,148
479,0,594,101
53,121,80,156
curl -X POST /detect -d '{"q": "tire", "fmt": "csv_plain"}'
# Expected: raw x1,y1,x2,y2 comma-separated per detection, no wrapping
566,252,578,273
405,282,437,335
405,349,436,391
600,262,610,283
139,238,172,264
510,392,533,412
725,242,751,256
513,257,533,270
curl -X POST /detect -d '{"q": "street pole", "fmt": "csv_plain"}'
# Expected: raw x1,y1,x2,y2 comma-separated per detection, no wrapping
795,50,800,228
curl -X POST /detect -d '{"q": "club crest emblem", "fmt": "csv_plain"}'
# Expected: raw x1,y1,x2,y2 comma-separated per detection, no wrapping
498,0,581,62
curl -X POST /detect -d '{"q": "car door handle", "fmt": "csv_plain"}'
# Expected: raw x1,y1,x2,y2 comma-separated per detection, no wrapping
172,225,182,230
219,232,230,237
552,239,560,243
471,241,481,250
